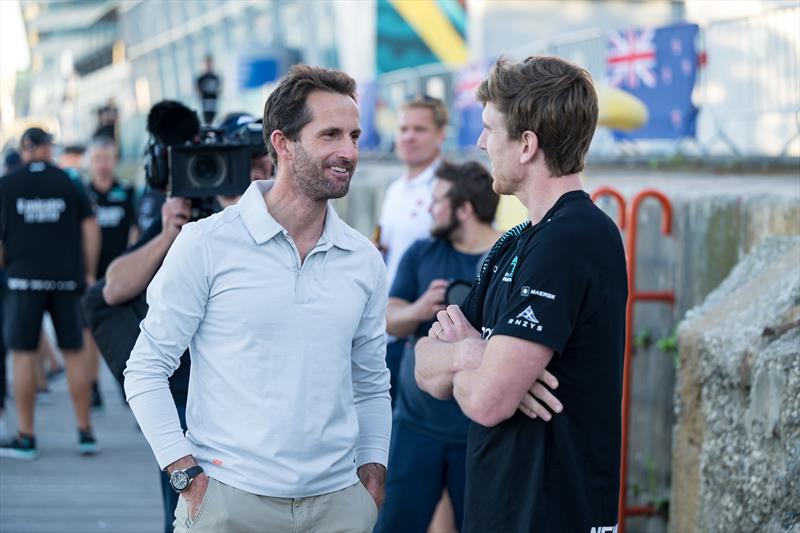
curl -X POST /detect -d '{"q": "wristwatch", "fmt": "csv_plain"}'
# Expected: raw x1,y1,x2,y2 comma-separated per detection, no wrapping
169,465,204,493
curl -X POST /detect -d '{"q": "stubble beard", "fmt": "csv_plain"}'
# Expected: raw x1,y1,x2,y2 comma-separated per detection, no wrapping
291,143,352,201
431,209,460,241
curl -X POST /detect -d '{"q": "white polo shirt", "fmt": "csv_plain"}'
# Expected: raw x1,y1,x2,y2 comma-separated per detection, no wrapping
124,179,391,498
378,160,439,288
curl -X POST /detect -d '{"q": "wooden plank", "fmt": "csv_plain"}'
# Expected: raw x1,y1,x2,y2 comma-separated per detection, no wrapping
1,366,164,533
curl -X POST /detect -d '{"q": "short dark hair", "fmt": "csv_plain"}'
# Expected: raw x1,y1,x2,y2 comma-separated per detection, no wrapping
262,64,357,166
400,95,448,130
435,160,499,224
476,56,598,177
20,127,52,148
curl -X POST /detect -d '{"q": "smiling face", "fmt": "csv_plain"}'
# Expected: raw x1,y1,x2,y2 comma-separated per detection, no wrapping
477,102,524,195
290,90,361,201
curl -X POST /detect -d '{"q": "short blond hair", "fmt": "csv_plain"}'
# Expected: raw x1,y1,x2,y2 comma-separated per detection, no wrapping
400,96,448,130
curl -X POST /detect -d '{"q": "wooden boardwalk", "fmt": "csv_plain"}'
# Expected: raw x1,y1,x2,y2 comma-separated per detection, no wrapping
0,367,164,533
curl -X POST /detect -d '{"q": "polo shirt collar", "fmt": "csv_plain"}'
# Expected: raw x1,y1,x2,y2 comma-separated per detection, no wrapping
238,179,354,251
319,201,355,251
238,180,283,244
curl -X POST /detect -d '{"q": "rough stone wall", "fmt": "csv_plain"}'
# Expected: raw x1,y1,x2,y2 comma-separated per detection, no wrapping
672,236,800,533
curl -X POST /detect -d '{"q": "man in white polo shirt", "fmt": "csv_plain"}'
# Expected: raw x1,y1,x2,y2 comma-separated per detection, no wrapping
124,65,391,533
377,96,447,404
379,96,447,286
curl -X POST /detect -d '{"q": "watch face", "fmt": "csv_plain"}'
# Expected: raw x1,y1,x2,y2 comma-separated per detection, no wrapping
171,471,189,491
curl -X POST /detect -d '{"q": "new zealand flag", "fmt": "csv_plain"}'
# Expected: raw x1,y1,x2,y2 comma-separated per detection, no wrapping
607,23,699,139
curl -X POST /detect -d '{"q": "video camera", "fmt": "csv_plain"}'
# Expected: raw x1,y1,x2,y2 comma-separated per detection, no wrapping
144,101,252,216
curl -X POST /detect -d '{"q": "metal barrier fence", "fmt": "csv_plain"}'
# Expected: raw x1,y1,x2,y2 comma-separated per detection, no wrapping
372,5,800,161
699,5,800,157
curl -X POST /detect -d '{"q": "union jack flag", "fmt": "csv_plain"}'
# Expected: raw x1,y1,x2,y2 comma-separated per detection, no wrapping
607,29,657,89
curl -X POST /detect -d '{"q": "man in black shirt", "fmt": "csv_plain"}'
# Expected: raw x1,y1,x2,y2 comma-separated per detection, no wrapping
196,55,221,125
86,136,138,279
0,127,101,460
416,57,627,532
84,136,138,408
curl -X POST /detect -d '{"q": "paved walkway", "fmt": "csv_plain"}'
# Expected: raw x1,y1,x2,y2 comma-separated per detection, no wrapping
0,366,164,533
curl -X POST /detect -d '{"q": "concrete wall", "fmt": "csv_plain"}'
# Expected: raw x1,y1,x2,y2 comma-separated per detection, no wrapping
671,237,800,533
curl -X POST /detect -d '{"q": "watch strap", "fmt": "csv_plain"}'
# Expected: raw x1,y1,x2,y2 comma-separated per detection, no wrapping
185,465,204,480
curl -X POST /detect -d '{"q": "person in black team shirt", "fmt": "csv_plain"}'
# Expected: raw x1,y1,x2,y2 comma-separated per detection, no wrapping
86,136,139,279
84,135,139,408
415,57,627,532
374,160,500,533
0,127,101,460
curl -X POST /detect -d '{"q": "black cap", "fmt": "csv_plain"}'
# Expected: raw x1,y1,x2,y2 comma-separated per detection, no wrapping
21,127,53,147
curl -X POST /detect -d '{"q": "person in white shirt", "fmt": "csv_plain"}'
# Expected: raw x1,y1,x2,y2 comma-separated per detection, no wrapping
378,96,448,286
124,65,391,533
377,96,448,407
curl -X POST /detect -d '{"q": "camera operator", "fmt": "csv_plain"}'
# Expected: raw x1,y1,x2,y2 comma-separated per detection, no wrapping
104,106,271,304
95,102,268,533
376,161,500,533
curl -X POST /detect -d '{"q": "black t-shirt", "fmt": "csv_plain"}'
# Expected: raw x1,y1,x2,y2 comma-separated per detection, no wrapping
461,191,627,533
0,162,94,289
87,180,137,278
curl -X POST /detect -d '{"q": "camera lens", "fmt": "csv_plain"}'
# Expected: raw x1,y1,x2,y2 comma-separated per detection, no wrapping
187,153,227,188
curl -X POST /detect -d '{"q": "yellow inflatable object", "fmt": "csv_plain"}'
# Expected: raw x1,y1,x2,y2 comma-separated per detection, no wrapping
495,195,530,232
493,85,647,230
596,83,648,131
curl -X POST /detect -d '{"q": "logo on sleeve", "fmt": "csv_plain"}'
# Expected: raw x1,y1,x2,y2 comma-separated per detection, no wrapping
508,305,543,331
501,256,518,282
520,286,556,300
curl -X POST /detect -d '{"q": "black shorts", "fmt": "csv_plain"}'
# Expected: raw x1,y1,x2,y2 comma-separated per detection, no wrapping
3,290,84,351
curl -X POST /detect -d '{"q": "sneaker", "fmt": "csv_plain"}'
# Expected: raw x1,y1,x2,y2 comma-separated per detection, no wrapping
91,382,103,411
46,366,66,383
78,428,99,455
0,434,38,460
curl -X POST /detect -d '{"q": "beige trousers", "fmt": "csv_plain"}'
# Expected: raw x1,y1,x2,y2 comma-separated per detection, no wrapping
174,477,378,533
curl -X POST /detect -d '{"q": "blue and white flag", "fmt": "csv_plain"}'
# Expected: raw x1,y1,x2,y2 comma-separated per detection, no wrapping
607,23,699,139
455,61,490,148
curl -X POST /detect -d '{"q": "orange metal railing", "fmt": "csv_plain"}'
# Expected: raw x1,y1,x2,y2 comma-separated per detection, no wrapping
591,187,675,533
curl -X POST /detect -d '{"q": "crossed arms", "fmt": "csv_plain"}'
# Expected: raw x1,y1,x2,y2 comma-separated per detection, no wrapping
415,305,562,427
